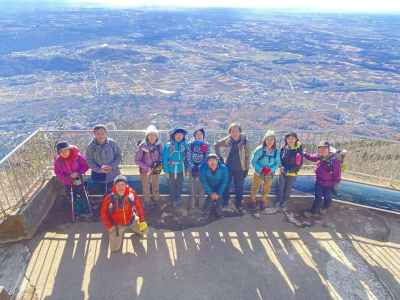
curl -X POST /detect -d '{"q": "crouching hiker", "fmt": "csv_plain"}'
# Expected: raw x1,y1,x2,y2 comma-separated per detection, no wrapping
199,154,229,218
249,130,281,216
266,132,303,214
54,141,92,221
100,175,148,253
162,127,189,208
135,125,162,207
304,141,341,217
187,128,209,210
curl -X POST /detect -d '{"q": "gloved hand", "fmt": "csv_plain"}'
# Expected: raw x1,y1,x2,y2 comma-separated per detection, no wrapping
261,167,272,176
295,153,302,166
138,221,148,233
200,143,209,153
210,193,219,201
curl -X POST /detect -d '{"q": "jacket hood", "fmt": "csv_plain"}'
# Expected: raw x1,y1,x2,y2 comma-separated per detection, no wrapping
145,125,159,139
57,145,79,161
193,128,206,138
169,128,187,142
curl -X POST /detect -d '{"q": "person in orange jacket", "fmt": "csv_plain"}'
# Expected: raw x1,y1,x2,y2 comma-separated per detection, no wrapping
100,175,148,252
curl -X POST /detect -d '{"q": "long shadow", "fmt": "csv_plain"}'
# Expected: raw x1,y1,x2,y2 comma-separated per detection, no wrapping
303,229,392,299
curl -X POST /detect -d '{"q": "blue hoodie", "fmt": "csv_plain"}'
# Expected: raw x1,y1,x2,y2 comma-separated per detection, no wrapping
162,128,189,174
200,162,229,197
251,145,281,175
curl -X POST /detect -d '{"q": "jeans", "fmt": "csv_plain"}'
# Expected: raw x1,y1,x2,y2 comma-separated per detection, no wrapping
190,175,204,209
223,168,245,209
275,174,296,208
169,172,184,205
311,183,333,213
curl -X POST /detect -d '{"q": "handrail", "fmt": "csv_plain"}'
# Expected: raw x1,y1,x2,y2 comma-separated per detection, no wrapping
0,128,399,218
0,129,41,164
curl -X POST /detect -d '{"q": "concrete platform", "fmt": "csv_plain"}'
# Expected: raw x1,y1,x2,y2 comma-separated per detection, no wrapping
10,198,400,300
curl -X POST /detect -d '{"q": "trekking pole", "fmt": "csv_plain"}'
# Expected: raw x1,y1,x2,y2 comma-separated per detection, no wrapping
82,180,93,216
70,186,76,223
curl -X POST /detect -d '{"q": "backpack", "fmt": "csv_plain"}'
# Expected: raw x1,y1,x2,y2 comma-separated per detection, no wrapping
190,141,208,165
257,147,278,165
329,148,347,172
108,193,135,216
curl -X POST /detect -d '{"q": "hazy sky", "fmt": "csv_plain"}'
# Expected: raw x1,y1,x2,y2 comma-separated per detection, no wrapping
70,0,400,13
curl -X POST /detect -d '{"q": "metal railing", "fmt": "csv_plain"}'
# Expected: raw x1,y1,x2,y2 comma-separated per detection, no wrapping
0,129,399,218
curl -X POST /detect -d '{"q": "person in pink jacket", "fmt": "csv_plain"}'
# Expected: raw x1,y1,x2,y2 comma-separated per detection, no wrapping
54,141,91,219
54,141,89,186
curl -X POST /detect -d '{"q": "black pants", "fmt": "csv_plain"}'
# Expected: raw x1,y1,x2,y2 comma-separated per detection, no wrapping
311,183,333,213
223,168,245,209
90,181,113,196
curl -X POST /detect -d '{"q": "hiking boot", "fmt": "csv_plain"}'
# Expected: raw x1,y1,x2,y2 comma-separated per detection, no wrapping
304,210,320,218
235,207,245,215
263,207,280,215
320,208,329,215
214,207,223,218
222,206,234,213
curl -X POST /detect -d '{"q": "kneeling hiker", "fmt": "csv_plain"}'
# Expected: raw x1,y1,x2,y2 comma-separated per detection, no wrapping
100,175,148,252
304,141,341,217
54,141,92,221
249,130,280,213
199,154,229,217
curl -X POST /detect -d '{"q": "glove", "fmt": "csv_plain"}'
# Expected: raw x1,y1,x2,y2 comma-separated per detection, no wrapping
138,221,148,232
295,153,302,166
261,167,272,176
210,193,219,201
200,143,209,153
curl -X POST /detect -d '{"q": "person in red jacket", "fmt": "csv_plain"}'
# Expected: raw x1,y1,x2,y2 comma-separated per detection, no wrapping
100,175,148,252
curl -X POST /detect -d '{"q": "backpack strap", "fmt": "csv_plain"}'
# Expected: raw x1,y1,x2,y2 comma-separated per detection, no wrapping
108,193,116,215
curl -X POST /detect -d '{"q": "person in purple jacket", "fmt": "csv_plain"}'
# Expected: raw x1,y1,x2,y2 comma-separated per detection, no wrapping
54,141,91,218
304,141,341,217
135,125,162,207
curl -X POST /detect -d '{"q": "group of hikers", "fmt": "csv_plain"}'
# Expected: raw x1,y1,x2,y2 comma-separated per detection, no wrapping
54,123,342,252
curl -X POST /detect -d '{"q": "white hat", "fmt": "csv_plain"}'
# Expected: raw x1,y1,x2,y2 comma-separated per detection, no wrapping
145,125,159,138
264,130,276,138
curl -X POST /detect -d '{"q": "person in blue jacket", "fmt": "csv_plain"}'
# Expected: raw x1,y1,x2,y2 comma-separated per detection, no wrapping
200,154,229,217
162,127,189,207
250,130,281,213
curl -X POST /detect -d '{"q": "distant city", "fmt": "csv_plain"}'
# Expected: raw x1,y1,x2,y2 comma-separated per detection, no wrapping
0,8,400,157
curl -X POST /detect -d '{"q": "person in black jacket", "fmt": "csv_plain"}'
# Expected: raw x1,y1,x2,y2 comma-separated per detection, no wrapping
265,132,303,214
